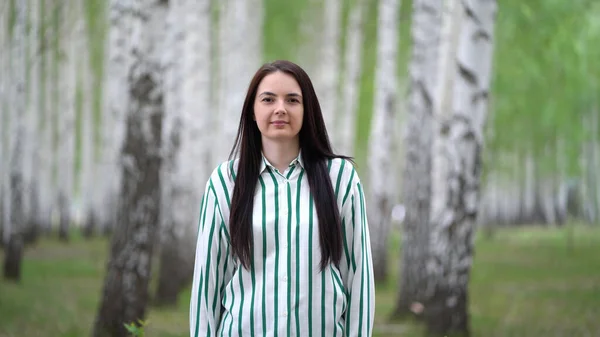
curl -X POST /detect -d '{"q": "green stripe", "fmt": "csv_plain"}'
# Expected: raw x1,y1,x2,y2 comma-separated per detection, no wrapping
196,194,206,235
327,158,332,172
330,267,338,337
227,279,235,336
250,259,256,336
295,170,304,337
342,169,355,207
286,165,296,179
203,204,217,311
229,159,237,181
193,271,204,337
330,267,348,312
268,169,280,332
219,227,230,299
357,184,366,334
212,225,224,313
358,183,371,334
286,181,292,337
308,194,314,334
237,268,245,337
342,218,351,269
217,165,231,207
350,196,357,271
334,159,346,198
321,269,326,337
259,176,267,336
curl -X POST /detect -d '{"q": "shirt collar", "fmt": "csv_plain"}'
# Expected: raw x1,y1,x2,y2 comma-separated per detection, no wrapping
259,151,304,174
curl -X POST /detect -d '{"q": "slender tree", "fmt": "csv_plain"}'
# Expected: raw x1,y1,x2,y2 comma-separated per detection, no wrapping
4,0,28,281
425,0,497,335
367,0,400,282
93,0,168,335
394,0,441,319
155,0,213,306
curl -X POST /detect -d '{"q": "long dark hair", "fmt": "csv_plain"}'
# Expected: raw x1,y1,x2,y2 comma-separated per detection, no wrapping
228,60,352,271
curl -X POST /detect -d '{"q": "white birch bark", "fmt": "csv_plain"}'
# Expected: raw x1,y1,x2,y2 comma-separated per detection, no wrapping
217,0,263,164
0,1,10,244
99,0,134,234
93,0,167,335
77,0,96,237
395,0,441,318
24,0,42,243
155,0,213,305
426,0,497,334
4,0,27,280
367,0,399,282
41,0,57,234
317,0,342,144
338,0,365,156
56,2,78,240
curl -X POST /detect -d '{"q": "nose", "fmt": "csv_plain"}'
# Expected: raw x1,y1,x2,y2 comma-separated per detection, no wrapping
274,99,287,114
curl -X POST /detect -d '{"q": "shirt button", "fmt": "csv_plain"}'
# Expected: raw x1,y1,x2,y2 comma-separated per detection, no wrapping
282,276,288,282
283,312,288,317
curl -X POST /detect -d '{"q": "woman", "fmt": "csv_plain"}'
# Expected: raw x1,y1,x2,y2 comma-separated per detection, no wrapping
190,60,374,337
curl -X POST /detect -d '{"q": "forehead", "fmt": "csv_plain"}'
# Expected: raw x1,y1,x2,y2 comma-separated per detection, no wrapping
257,71,302,94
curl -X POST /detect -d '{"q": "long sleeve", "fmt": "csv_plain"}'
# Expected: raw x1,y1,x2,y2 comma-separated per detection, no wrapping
189,178,234,337
341,179,375,337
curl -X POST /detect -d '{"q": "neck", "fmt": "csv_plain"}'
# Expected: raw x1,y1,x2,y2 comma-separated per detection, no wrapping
262,137,300,173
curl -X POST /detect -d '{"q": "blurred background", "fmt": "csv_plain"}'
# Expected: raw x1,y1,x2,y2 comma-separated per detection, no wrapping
1,0,599,336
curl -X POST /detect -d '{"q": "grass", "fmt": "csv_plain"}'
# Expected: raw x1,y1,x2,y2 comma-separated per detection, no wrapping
1,225,599,337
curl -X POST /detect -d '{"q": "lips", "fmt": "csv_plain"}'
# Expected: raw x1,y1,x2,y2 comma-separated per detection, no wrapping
271,121,288,125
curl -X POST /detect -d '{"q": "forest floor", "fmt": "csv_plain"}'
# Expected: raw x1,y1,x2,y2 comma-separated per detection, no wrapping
1,224,599,337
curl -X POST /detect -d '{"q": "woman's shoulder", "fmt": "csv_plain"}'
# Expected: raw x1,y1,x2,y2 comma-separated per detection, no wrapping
208,159,239,183
205,159,238,204
327,157,361,187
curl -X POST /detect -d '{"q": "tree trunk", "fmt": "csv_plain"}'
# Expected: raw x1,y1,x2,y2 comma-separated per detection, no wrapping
23,0,42,245
216,0,263,163
4,0,27,281
394,0,440,319
0,1,9,247
92,1,167,336
154,0,212,306
367,0,400,283
39,0,56,235
338,0,365,157
99,0,133,237
318,0,342,144
425,0,497,336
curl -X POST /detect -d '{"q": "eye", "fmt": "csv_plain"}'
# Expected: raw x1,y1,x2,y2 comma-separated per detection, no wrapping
288,98,300,104
261,97,273,103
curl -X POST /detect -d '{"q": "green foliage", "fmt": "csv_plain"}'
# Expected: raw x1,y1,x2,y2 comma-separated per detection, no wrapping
489,0,600,177
124,320,149,337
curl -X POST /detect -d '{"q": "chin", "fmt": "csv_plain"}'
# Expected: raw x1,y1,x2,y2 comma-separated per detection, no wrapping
264,132,299,142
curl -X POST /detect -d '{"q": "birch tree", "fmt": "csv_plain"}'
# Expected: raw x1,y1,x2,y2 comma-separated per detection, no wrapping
338,0,365,156
0,1,10,245
93,0,167,335
4,0,27,281
99,0,133,235
317,0,342,144
154,0,212,305
367,0,400,282
217,0,263,164
24,0,42,243
394,0,440,318
55,0,78,241
425,0,497,335
38,0,56,235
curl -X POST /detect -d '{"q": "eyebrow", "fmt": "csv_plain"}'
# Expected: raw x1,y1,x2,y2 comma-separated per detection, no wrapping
259,91,302,98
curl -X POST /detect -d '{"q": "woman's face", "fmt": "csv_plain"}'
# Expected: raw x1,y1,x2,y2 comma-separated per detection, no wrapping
253,71,304,144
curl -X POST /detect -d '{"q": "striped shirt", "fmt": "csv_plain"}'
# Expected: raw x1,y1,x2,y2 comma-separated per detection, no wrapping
189,153,375,337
